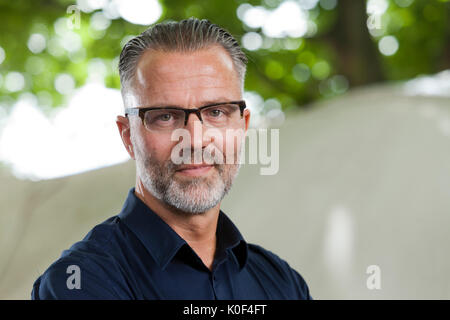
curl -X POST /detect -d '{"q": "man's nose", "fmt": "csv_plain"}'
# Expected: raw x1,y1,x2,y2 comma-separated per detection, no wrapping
184,113,209,148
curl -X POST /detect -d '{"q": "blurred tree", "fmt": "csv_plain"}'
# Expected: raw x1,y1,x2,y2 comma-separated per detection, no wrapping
317,0,384,85
0,0,448,113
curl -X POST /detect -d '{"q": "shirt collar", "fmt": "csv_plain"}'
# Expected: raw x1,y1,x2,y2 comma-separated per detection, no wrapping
118,188,248,271
216,208,248,270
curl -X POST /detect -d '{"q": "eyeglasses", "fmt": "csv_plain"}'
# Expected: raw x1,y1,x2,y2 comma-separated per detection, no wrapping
125,100,246,132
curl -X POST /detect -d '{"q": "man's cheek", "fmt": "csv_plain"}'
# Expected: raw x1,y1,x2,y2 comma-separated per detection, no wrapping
144,138,174,162
224,128,245,165
202,142,224,165
202,128,225,164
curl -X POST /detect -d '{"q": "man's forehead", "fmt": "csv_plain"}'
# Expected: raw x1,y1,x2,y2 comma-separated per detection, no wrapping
136,46,235,83
128,46,241,107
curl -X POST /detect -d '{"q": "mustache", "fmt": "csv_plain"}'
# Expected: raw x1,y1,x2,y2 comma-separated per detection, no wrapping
171,145,228,168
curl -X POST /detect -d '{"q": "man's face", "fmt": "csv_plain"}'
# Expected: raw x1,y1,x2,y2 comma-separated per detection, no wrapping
123,45,250,214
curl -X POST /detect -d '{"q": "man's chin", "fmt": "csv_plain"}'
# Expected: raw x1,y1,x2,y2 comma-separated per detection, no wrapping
163,185,223,215
171,173,219,192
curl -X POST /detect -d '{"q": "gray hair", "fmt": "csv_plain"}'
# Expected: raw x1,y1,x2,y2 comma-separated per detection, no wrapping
118,18,248,104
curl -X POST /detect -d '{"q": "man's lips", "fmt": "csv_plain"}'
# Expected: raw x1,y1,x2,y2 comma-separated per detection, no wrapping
175,164,214,176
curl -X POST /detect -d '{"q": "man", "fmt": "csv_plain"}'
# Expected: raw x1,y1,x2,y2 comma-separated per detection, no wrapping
32,18,312,299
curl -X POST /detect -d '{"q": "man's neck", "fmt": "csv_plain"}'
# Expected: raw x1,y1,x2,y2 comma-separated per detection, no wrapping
134,180,220,270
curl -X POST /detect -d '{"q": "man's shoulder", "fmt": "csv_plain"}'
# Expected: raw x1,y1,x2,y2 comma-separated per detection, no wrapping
59,215,124,260
246,242,295,272
31,215,131,299
246,243,312,299
247,243,285,262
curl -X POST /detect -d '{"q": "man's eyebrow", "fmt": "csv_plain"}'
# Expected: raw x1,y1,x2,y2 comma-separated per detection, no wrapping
139,104,179,109
139,98,237,109
199,98,245,107
199,98,235,105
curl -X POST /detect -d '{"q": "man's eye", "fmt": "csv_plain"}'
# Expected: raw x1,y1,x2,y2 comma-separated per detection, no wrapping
157,113,173,121
208,109,223,117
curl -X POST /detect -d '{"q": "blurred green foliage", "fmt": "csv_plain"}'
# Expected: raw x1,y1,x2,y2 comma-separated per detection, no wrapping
0,0,449,113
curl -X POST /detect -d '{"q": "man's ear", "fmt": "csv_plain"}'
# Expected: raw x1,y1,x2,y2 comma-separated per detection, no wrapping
116,115,135,160
244,109,250,133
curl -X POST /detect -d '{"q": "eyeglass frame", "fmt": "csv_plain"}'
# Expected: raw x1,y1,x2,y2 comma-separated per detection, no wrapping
124,100,247,128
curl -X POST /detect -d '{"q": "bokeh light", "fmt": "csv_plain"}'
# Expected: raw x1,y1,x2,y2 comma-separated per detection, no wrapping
90,11,112,30
242,32,263,51
54,73,76,95
378,35,399,56
298,0,319,10
5,72,26,92
27,33,47,54
116,0,162,25
292,63,311,82
311,61,331,80
366,0,389,15
395,0,415,8
319,0,337,10
240,2,309,38
0,46,5,65
25,56,45,75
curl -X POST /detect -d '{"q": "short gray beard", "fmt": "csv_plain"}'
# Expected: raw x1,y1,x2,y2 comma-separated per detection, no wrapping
134,143,242,215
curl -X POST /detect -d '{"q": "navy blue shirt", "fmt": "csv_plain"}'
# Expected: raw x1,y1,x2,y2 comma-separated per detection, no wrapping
32,188,312,300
